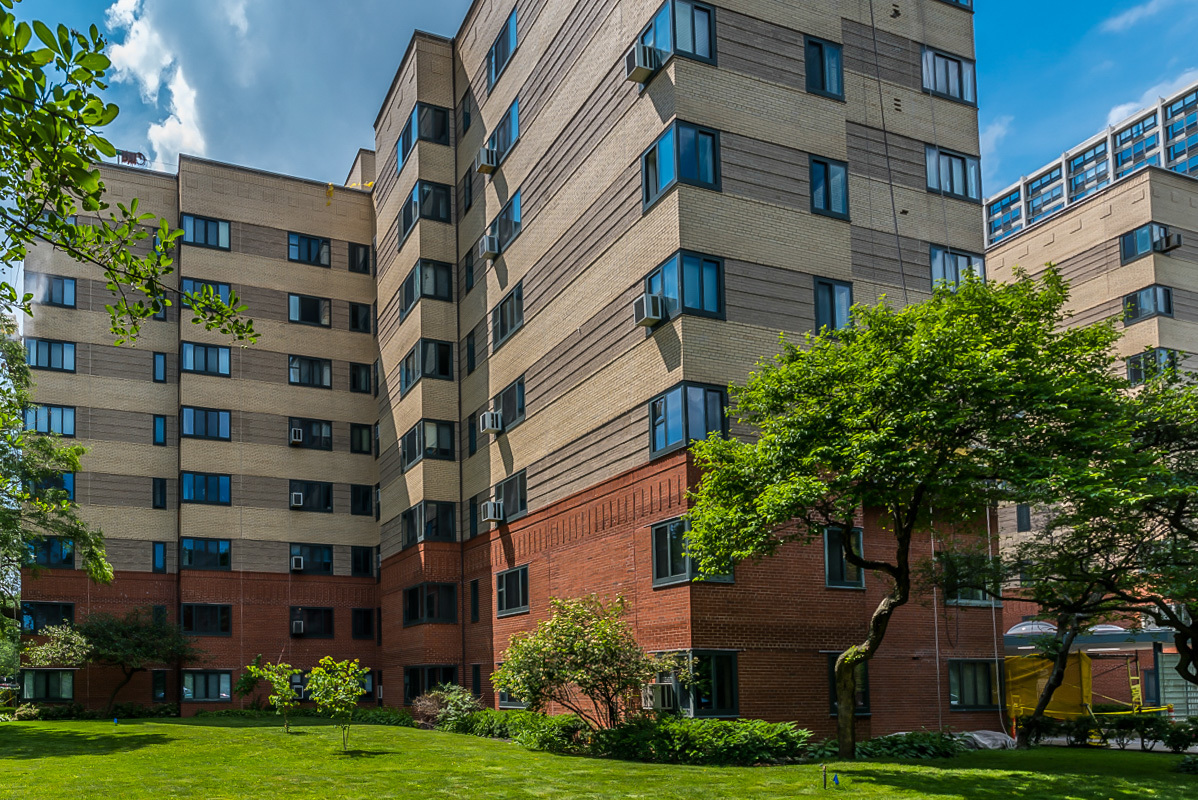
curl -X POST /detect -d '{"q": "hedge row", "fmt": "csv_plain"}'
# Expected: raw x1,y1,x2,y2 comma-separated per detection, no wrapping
1021,713,1198,752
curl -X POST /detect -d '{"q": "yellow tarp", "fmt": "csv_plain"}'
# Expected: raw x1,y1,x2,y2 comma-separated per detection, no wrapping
1005,653,1093,719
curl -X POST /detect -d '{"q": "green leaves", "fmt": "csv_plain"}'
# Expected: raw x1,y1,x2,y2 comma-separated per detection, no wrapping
307,656,369,750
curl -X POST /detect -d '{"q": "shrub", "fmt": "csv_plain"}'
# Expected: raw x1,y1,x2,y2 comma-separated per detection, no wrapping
508,711,591,755
192,706,414,726
592,715,811,766
804,738,840,761
1164,721,1197,754
13,704,40,721
464,709,514,739
110,703,177,719
1015,715,1063,747
353,707,415,727
431,685,483,733
592,715,679,762
856,731,966,760
1101,715,1140,750
1137,715,1173,752
1177,754,1198,774
1062,716,1101,748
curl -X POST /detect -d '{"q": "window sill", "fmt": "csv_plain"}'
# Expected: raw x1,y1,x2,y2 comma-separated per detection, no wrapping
825,583,866,591
811,206,851,222
923,88,977,108
945,599,1002,608
497,607,530,619
652,576,691,589
950,706,1000,712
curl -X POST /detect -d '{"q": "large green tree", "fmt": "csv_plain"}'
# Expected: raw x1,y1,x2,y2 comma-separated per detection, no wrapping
686,271,1133,757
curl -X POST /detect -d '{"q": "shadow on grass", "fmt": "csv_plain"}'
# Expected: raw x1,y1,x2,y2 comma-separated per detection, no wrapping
0,727,169,759
336,750,398,758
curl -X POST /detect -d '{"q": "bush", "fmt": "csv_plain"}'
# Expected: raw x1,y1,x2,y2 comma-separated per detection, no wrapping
1164,721,1197,754
14,704,40,721
804,738,839,760
464,709,514,739
508,711,591,755
1016,715,1063,747
1137,714,1173,752
592,715,679,762
593,715,812,766
1101,715,1140,750
423,685,482,733
111,703,177,719
193,706,415,726
1062,716,1102,747
1177,754,1198,774
857,731,966,760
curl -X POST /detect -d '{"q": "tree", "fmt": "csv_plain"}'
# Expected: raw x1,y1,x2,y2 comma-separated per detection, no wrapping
25,608,204,710
245,659,302,733
307,656,368,751
491,595,678,730
686,271,1131,758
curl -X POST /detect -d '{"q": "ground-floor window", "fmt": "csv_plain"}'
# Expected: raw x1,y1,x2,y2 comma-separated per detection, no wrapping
948,660,1002,710
826,653,870,715
183,671,231,701
22,670,73,701
654,651,739,717
152,670,167,703
404,665,456,704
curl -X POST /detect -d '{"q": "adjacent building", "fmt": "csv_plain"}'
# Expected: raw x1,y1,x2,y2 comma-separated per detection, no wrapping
21,0,1000,736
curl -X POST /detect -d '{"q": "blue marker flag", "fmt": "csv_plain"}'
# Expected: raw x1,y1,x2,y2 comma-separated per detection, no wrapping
833,774,840,786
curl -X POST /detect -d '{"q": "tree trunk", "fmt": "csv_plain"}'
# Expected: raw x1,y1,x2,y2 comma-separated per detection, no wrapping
1173,630,1198,686
106,667,140,712
1015,617,1081,749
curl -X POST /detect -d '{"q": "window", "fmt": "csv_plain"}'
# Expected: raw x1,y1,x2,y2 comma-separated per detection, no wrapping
404,583,457,625
497,565,529,616
487,8,517,89
805,36,843,99
936,0,972,6
949,661,1001,710
350,362,372,394
489,191,522,252
181,604,232,636
401,339,454,394
930,246,985,289
288,294,330,327
491,283,524,351
401,501,457,548
1015,504,1032,533
349,423,373,455
642,121,720,208
182,407,231,441
153,352,166,382
942,552,998,605
181,537,230,570
1120,223,1171,263
21,602,73,634
38,275,76,308
181,472,231,505
21,670,74,702
1067,141,1110,201
351,546,374,578
289,672,310,701
153,414,166,445
290,607,334,638
349,242,372,274
466,332,476,374
181,342,230,376
472,664,482,697
468,412,478,455
649,383,726,456
151,298,167,321
398,102,451,167
183,671,231,701
825,527,864,589
462,169,474,214
152,479,167,510
494,376,526,431
374,484,381,521
827,654,870,715
405,665,457,704
1127,348,1179,386
374,423,380,458
401,420,455,470
400,260,453,318
182,214,230,250
288,232,330,266
288,355,332,388
465,251,476,294
680,652,738,717
351,485,373,517
290,543,333,574
180,277,231,308
152,671,167,703
470,580,480,623
289,480,333,513
401,181,452,241
921,47,976,104
352,608,375,640
152,541,166,572
25,339,75,372
652,518,733,587
1124,285,1173,323
349,302,372,333
926,146,982,201
644,251,723,322
288,417,332,450
32,473,74,502
487,99,520,164
810,156,849,219
814,278,852,332
24,405,75,436
496,471,528,522
638,0,716,65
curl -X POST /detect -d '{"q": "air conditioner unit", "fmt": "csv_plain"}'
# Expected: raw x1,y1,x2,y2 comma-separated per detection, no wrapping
290,555,304,572
291,620,304,636
1155,233,1183,253
477,235,501,261
625,44,661,83
633,293,666,327
475,146,499,175
479,411,504,435
481,500,504,523
290,492,304,508
641,683,675,711
289,427,304,445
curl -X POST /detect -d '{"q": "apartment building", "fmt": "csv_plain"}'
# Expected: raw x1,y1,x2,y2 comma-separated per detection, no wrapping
21,0,1000,736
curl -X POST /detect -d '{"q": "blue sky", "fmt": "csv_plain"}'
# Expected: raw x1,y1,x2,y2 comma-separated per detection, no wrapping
16,0,1198,193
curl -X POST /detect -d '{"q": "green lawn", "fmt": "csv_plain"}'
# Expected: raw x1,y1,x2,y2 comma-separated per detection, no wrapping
0,719,1194,799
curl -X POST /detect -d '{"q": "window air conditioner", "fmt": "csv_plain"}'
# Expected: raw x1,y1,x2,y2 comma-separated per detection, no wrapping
481,500,504,523
475,146,499,175
1155,233,1183,253
290,492,304,508
641,683,675,711
633,293,666,327
625,44,661,83
291,555,304,572
289,427,304,445
479,411,504,435
291,619,304,636
477,235,501,261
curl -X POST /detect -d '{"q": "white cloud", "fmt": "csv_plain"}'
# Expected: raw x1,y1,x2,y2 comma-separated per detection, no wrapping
220,0,249,37
1100,0,1175,33
106,0,174,103
147,66,207,166
980,115,1014,189
1107,68,1198,126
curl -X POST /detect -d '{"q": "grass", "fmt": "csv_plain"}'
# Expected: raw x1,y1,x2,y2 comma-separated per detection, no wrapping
0,718,1194,799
